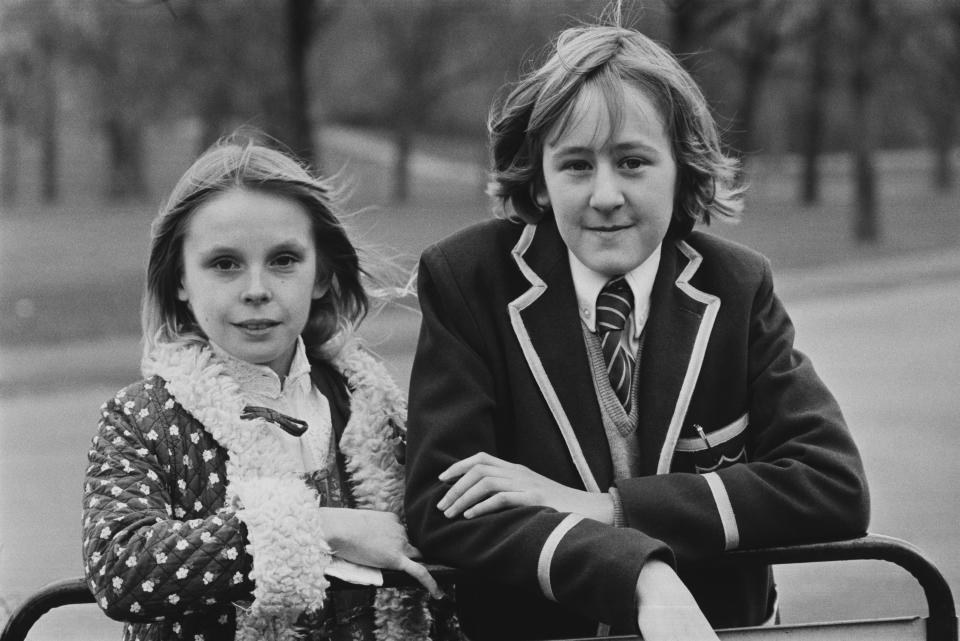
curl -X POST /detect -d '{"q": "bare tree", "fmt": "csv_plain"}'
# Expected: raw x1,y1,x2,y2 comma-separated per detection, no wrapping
368,0,503,202
798,0,834,205
0,0,64,203
716,0,813,156
920,3,960,191
850,0,881,243
0,43,31,204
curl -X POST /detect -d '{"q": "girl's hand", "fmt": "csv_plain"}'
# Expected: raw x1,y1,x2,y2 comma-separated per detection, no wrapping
317,508,441,598
635,560,719,641
437,452,613,523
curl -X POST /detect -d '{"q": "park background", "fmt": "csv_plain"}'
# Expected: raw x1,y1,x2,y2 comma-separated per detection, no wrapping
1,0,959,638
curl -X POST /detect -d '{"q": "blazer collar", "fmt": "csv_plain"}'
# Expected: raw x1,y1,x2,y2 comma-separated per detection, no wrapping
509,223,720,486
508,218,609,491
637,238,721,473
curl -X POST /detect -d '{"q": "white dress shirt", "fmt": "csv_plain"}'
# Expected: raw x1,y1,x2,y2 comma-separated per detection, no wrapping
569,243,662,353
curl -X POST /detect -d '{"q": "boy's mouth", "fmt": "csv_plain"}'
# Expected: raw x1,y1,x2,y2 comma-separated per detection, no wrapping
586,223,632,233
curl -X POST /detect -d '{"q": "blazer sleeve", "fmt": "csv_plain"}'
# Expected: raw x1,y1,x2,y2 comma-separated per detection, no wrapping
405,245,673,630
82,390,252,622
615,258,870,561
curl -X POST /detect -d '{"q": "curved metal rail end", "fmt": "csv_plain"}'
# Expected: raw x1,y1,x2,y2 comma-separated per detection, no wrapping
1,578,94,641
718,533,957,641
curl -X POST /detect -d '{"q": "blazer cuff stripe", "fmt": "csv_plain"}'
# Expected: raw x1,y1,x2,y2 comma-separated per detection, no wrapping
703,472,740,550
537,514,584,602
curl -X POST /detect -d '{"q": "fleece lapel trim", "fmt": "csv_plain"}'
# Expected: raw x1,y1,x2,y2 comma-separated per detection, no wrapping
656,240,721,474
507,224,600,493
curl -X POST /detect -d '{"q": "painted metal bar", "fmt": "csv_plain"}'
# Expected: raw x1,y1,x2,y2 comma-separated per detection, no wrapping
2,534,955,641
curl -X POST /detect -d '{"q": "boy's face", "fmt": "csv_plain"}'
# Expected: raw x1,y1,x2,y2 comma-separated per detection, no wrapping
177,188,324,377
540,83,676,278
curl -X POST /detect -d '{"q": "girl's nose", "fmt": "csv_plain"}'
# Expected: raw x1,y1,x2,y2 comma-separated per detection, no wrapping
241,270,272,305
589,163,625,213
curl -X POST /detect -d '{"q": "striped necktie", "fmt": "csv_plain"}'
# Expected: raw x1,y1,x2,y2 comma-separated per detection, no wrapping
596,276,635,413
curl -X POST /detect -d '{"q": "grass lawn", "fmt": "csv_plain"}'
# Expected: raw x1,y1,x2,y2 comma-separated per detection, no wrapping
2,124,960,350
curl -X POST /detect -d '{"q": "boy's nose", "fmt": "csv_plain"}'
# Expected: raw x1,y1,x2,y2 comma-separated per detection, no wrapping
589,164,625,212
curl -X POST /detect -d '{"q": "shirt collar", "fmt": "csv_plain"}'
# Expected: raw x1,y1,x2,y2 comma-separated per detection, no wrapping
570,243,662,336
208,337,312,400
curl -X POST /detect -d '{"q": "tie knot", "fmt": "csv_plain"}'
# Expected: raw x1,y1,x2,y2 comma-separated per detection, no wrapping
596,277,633,334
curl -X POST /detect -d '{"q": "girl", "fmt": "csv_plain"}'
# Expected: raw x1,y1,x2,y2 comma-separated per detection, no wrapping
83,136,445,641
405,21,869,641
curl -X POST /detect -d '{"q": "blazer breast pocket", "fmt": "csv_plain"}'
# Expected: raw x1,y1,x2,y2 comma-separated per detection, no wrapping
674,413,749,474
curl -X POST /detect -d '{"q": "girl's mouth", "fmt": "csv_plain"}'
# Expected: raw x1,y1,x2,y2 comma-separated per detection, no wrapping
234,320,280,331
587,224,632,233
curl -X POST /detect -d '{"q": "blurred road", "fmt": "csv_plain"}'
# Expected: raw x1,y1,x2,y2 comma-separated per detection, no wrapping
2,251,959,638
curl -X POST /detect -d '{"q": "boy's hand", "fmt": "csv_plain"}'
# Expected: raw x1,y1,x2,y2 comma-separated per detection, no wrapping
635,560,719,641
437,452,613,523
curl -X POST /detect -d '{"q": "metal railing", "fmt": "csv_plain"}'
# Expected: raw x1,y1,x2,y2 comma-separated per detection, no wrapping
2,533,955,641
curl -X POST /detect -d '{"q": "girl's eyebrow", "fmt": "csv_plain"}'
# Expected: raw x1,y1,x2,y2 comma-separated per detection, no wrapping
549,141,663,155
196,239,310,256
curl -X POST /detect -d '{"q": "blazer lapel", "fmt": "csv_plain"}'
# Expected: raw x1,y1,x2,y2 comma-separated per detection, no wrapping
507,219,611,492
637,239,721,474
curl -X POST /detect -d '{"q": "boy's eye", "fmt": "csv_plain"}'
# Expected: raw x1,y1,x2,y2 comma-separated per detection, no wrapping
272,253,301,268
210,257,240,271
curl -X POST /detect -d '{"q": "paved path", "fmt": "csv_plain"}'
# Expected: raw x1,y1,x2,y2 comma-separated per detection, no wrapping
3,251,960,637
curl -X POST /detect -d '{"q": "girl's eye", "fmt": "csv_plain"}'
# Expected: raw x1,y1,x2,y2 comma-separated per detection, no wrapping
621,157,648,170
563,159,592,172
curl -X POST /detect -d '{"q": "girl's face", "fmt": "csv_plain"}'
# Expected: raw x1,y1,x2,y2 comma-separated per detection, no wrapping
177,188,324,377
540,82,677,277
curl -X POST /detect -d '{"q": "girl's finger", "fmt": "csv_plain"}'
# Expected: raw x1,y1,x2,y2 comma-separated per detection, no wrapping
400,557,441,599
404,542,424,560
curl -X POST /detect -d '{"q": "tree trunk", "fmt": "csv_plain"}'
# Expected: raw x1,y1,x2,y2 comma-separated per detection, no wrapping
393,124,412,203
1,103,18,205
39,47,58,203
851,0,879,244
40,100,57,203
799,4,830,205
930,104,955,191
733,56,768,156
286,0,316,166
670,0,700,61
104,116,147,200
196,84,233,154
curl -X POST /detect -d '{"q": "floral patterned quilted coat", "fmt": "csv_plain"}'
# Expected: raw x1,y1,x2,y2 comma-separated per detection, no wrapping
82,340,433,641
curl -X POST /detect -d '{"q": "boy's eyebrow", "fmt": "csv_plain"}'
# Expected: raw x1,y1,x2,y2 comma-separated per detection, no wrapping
270,239,310,252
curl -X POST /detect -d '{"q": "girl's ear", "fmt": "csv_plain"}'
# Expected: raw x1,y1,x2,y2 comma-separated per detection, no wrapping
177,283,189,302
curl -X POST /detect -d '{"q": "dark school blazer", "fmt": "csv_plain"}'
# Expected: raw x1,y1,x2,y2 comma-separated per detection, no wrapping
404,217,869,640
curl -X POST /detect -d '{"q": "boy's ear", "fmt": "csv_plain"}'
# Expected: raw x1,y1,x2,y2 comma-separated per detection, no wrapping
312,279,330,300
535,191,550,207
